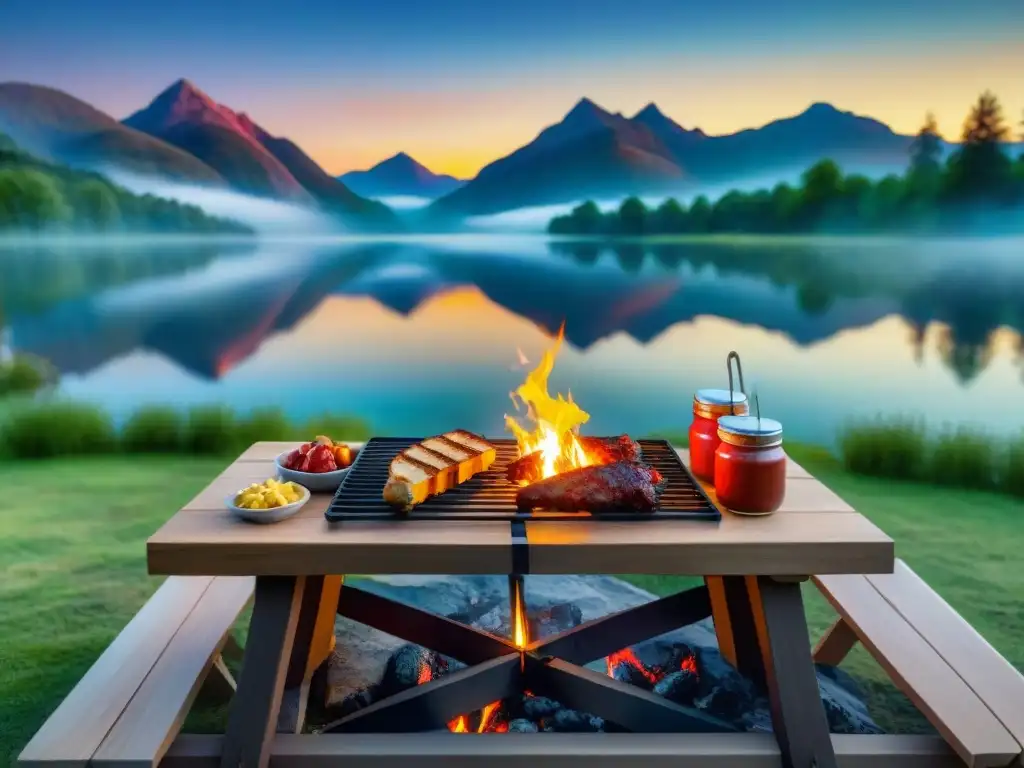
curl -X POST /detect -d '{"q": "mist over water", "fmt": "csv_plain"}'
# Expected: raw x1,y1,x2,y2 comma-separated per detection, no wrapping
103,170,343,235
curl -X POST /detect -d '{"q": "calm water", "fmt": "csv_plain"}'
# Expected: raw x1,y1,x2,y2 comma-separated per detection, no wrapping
3,235,1023,446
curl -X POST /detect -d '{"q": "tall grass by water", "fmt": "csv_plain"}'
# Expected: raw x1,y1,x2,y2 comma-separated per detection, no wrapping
839,417,1024,498
0,400,371,459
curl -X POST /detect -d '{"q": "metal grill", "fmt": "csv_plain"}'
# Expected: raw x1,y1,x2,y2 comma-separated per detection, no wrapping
325,437,720,523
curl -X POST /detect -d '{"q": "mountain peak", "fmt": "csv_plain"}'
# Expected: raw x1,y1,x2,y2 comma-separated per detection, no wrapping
802,102,843,117
564,97,610,120
634,102,666,120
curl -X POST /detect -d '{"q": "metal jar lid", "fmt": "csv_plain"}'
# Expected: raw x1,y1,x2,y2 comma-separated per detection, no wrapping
717,415,784,448
693,389,748,418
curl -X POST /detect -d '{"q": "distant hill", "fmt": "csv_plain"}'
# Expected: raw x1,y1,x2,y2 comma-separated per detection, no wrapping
430,99,917,217
340,152,464,199
0,82,224,184
124,79,395,226
431,98,683,217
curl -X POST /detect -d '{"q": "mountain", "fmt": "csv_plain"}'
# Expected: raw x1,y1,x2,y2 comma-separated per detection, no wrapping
124,79,393,224
0,82,224,184
123,79,311,201
430,99,916,217
431,98,683,217
340,152,464,199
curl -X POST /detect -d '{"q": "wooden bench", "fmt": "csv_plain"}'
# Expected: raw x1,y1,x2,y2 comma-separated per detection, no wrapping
814,560,1024,768
18,575,255,768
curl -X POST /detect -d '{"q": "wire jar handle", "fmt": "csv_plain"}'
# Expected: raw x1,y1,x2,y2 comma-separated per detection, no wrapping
726,351,746,416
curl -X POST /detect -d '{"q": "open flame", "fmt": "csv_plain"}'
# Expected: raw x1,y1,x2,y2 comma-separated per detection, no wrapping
505,325,594,482
512,579,529,649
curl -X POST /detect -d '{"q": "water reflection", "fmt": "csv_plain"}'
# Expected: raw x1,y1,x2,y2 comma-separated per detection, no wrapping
1,236,1022,440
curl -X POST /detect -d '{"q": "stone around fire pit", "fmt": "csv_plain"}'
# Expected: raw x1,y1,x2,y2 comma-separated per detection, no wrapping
321,574,881,735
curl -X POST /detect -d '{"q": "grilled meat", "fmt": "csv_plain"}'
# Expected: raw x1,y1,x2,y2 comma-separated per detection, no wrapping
383,430,497,511
516,460,665,513
506,435,643,486
579,435,643,464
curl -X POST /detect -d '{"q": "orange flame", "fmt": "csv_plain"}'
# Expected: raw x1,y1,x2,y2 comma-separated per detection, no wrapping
448,715,468,732
477,701,502,733
505,324,593,481
512,579,529,649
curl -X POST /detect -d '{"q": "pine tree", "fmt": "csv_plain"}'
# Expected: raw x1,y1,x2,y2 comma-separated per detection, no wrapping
945,91,1013,202
909,112,942,173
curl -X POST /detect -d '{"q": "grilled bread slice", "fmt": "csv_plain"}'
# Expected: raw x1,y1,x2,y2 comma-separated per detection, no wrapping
383,430,497,511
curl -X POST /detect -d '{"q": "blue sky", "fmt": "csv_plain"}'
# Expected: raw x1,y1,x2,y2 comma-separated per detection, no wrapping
3,0,1022,175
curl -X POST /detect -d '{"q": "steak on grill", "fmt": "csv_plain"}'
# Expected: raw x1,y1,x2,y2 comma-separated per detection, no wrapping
516,460,665,513
505,435,643,486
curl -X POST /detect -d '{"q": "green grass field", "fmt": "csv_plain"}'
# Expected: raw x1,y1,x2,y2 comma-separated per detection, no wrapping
1,447,1022,763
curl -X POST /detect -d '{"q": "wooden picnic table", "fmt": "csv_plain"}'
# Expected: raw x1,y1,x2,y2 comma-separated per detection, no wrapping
147,440,895,768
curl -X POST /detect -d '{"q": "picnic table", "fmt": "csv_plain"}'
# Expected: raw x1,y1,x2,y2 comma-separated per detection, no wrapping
143,440,895,768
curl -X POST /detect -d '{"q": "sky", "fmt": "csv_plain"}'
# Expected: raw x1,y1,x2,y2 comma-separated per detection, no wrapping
2,0,1023,178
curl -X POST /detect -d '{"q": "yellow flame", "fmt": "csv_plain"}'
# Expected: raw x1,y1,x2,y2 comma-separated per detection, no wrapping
512,580,529,649
505,325,592,480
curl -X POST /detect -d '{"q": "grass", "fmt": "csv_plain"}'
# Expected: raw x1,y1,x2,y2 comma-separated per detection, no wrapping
1,444,1022,761
838,417,1024,498
0,400,372,459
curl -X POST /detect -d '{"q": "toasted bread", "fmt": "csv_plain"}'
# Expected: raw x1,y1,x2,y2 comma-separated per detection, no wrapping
383,431,497,511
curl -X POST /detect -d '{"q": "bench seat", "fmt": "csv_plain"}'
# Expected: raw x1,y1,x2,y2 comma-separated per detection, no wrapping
18,575,254,768
814,561,1024,768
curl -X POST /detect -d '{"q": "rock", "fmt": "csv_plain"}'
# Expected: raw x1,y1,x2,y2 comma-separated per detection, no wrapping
508,718,540,733
322,574,882,735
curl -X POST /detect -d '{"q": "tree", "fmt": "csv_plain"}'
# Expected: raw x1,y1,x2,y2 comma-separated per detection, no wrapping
799,159,843,225
567,200,603,235
687,196,711,233
945,91,1013,202
0,168,72,229
617,196,648,235
651,198,687,234
907,113,943,202
75,179,121,230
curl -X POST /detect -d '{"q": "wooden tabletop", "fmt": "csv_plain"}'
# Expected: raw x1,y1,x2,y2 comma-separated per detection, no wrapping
147,441,894,577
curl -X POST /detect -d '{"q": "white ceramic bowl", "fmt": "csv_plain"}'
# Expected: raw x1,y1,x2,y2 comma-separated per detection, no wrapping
274,450,354,493
225,483,311,524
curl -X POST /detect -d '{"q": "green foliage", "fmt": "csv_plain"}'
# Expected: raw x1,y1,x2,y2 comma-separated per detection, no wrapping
0,150,251,234
235,406,293,447
0,401,373,459
120,406,184,453
183,404,239,455
550,92,1024,236
0,400,117,458
304,413,372,442
839,417,928,480
0,355,54,398
839,417,1023,497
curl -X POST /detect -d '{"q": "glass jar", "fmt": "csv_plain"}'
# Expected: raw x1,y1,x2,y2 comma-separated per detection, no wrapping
688,389,749,483
714,415,787,515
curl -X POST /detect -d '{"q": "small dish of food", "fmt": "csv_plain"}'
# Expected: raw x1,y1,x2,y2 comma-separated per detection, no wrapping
276,435,357,493
226,477,310,524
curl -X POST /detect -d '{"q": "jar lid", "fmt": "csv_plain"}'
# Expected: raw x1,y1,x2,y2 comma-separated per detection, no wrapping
694,389,747,407
718,415,783,447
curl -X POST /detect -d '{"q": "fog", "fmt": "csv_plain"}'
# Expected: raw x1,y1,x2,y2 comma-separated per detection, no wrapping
103,170,343,235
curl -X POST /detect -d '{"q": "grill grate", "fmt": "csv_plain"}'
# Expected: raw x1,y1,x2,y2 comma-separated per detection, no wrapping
325,438,721,523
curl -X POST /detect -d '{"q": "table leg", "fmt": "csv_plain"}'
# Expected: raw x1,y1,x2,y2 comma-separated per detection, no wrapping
708,575,837,768
220,576,306,768
278,575,344,733
705,575,768,690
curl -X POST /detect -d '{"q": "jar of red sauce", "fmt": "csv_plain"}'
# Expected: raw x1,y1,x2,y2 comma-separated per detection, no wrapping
714,415,787,515
689,389,749,483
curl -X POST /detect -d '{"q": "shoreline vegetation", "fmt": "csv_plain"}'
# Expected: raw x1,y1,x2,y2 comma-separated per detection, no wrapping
0,398,1021,499
0,132,252,235
550,93,1024,237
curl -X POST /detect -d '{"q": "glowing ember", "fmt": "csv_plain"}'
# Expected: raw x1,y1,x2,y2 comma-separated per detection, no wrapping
448,715,468,732
505,325,593,481
416,663,432,686
606,647,659,686
477,701,502,733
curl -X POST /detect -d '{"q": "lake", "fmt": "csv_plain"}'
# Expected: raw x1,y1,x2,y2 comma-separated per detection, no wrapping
2,235,1023,447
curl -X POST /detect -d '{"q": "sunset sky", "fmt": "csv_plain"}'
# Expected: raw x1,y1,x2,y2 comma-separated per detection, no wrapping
3,0,1023,178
